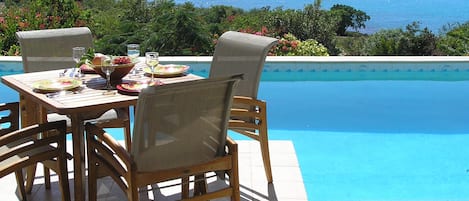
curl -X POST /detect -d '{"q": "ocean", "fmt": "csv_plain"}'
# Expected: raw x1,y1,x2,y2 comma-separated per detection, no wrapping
173,0,469,34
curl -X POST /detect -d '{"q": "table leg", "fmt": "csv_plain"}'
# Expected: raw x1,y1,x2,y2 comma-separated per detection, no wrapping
70,114,86,201
20,94,40,127
19,95,41,193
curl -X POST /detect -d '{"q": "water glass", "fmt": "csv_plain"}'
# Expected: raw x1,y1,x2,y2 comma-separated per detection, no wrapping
72,47,85,78
145,52,159,83
127,44,140,60
127,44,140,77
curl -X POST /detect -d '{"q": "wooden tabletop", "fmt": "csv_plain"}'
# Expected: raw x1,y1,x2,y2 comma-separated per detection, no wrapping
2,68,203,115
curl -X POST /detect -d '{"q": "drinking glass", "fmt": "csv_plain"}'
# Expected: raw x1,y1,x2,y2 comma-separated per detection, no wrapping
101,57,115,90
127,44,140,77
72,47,85,78
145,52,159,83
127,44,140,59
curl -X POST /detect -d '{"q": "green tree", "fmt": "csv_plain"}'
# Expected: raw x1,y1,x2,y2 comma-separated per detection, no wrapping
330,4,370,36
399,22,437,55
260,0,340,55
141,1,212,55
437,22,469,55
363,22,437,56
90,0,211,56
297,3,339,54
202,5,244,35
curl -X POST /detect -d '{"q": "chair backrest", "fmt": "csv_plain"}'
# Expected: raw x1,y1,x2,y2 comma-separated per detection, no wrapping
16,27,93,73
131,76,241,172
209,31,278,99
0,102,19,136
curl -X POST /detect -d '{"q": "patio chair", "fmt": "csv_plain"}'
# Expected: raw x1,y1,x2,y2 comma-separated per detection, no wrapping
16,27,131,142
86,76,241,201
209,31,278,183
16,27,131,190
1,102,70,201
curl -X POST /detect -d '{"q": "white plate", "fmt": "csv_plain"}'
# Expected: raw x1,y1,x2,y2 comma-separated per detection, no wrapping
143,64,189,77
32,78,82,92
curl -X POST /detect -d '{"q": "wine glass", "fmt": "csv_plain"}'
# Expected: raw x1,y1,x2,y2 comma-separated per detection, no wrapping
101,57,115,90
72,47,85,78
145,52,159,83
127,44,140,77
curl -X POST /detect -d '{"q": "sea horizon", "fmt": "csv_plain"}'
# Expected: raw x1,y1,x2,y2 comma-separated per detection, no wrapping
171,0,469,34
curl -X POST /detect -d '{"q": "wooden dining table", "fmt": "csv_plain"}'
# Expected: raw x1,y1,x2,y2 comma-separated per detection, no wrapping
1,66,202,200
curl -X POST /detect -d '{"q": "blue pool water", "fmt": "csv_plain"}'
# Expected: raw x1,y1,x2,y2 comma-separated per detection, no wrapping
2,63,469,200
258,80,469,200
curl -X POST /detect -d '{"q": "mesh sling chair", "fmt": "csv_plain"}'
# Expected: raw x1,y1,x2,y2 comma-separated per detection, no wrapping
15,27,131,191
1,102,70,201
86,76,242,201
209,31,278,183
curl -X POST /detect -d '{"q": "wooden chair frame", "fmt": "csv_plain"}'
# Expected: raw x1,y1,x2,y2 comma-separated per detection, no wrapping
0,118,70,201
229,96,272,182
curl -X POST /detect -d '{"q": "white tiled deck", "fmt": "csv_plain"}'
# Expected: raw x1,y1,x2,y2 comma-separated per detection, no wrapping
0,140,307,201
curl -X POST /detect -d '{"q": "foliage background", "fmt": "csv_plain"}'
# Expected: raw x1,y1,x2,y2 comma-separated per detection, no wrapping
1,0,468,56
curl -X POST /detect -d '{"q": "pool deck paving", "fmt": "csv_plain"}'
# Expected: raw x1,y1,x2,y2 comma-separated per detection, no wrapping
0,140,307,201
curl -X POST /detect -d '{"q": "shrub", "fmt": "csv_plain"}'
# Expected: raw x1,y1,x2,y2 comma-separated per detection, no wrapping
0,0,87,55
437,22,469,56
362,22,437,56
297,39,329,56
272,33,329,56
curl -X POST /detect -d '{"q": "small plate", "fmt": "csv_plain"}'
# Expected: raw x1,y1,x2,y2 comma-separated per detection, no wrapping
32,78,82,92
116,80,162,95
143,64,189,77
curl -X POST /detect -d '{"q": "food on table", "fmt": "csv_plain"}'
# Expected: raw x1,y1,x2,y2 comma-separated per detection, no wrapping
91,53,108,66
112,56,132,65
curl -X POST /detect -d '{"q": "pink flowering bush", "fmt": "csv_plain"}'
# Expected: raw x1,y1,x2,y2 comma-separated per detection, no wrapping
272,33,329,56
0,0,88,55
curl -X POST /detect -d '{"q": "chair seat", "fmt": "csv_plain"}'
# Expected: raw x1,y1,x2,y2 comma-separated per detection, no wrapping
47,108,129,128
0,144,56,177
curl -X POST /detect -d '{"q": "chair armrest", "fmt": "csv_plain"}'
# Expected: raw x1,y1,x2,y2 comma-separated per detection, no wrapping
225,136,238,154
233,95,265,105
231,96,266,116
85,123,132,168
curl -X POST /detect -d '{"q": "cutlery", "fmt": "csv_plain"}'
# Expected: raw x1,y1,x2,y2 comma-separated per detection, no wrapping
45,87,84,98
59,68,68,77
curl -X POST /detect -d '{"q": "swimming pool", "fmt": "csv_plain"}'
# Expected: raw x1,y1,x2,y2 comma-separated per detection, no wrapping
2,58,469,200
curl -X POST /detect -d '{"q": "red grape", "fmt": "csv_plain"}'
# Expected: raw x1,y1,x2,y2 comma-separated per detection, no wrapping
112,56,131,64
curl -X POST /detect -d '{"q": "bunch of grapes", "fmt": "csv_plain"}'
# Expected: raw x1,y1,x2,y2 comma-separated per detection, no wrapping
112,56,131,64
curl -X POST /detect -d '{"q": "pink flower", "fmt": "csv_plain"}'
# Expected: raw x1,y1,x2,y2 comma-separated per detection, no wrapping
18,21,29,29
227,15,235,22
261,26,268,35
281,46,289,52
